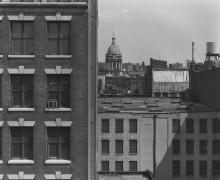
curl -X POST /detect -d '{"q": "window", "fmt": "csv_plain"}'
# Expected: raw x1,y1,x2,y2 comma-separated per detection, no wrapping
0,21,2,55
213,160,220,176
129,140,137,154
186,160,194,176
115,161,123,172
213,119,220,133
172,119,180,133
115,140,123,154
10,127,33,159
199,140,208,154
101,140,109,154
186,139,194,154
172,139,180,154
186,119,194,133
11,75,33,108
47,75,70,108
129,119,137,133
115,119,123,133
101,119,109,133
172,160,180,176
47,21,70,55
0,128,2,160
11,21,33,55
213,140,220,154
101,161,109,172
129,161,137,171
199,161,207,176
200,119,207,133
47,127,70,159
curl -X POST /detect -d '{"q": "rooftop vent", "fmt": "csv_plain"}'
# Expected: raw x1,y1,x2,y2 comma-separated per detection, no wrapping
112,103,124,107
105,107,120,112
149,107,163,112
102,99,113,104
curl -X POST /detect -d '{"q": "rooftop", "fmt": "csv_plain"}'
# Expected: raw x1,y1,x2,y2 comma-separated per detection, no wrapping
98,97,217,114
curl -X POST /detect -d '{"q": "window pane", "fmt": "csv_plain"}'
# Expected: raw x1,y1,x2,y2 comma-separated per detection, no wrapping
23,75,33,91
129,140,137,153
48,75,58,91
59,92,70,108
213,160,220,175
172,119,180,133
172,160,180,176
213,140,220,154
59,128,70,143
12,92,21,107
22,128,33,143
23,91,33,108
172,139,180,154
59,75,70,91
101,161,109,172
23,22,33,38
129,161,137,171
11,76,22,90
186,139,194,154
23,143,33,159
115,119,123,133
186,119,194,133
47,128,58,143
59,39,69,55
200,161,207,176
60,22,69,38
186,161,194,176
200,140,207,154
23,39,33,55
101,119,109,133
11,144,22,158
48,143,58,158
11,128,22,143
115,161,123,172
12,39,22,54
129,119,137,133
48,39,58,55
60,143,70,159
11,22,22,35
48,92,59,102
200,119,207,133
213,119,220,133
101,140,109,154
48,22,58,36
115,140,123,154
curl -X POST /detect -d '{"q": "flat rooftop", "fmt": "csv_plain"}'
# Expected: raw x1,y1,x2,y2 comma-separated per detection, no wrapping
98,97,217,114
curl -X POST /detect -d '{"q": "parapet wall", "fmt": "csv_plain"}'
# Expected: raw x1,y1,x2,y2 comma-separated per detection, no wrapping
191,67,220,110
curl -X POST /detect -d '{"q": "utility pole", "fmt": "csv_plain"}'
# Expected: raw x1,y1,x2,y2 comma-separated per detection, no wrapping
153,114,157,178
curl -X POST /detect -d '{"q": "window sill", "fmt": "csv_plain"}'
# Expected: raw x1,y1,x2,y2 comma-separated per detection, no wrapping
129,153,137,155
0,160,3,164
0,108,3,112
8,108,35,112
0,55,2,58
45,108,71,112
45,159,71,165
8,55,35,59
45,55,72,59
8,159,34,165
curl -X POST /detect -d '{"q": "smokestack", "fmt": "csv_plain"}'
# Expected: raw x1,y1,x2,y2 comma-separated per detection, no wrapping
192,42,195,63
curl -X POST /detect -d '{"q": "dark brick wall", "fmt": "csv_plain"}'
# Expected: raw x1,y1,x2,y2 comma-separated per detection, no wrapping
0,3,96,180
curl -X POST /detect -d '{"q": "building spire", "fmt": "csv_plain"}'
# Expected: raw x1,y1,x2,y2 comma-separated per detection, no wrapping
112,34,116,45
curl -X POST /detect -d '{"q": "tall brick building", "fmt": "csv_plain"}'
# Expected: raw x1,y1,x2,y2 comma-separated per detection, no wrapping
0,0,97,180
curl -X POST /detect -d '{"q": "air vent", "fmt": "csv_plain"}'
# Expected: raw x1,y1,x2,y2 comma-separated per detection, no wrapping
47,100,57,108
149,107,163,112
112,103,124,107
105,107,120,112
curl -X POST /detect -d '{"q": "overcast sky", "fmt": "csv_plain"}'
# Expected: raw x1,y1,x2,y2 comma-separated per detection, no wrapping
98,0,220,65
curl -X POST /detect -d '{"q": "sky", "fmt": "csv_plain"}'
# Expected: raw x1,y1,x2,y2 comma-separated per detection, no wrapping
98,0,220,65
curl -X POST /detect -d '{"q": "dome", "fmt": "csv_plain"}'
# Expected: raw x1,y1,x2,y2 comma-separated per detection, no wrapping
107,36,121,55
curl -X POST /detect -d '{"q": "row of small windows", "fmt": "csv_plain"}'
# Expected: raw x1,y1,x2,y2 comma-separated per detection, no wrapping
0,21,70,55
101,161,137,172
0,74,70,108
0,127,70,161
101,140,137,154
172,118,220,133
172,139,220,155
172,160,220,177
101,119,137,133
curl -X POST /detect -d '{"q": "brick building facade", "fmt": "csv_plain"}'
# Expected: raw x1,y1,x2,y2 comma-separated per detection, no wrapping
0,0,97,180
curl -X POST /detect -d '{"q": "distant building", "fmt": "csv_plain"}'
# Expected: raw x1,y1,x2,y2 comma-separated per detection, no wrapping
105,35,123,71
150,58,167,69
97,97,220,180
146,69,189,97
169,62,183,69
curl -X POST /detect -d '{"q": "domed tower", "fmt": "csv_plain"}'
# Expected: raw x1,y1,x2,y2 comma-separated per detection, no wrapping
105,35,122,71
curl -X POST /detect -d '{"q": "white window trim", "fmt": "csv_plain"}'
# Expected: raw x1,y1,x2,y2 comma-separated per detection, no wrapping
7,119,35,127
7,15,35,21
45,159,71,165
0,121,4,126
45,55,72,59
45,108,71,112
44,66,72,74
7,66,35,74
8,108,35,112
8,159,34,165
8,55,35,59
44,118,72,127
45,15,72,21
7,172,35,180
45,171,72,180
0,16,3,21
0,175,3,179
0,69,3,74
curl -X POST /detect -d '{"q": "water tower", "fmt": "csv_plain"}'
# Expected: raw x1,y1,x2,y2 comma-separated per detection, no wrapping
204,42,220,68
